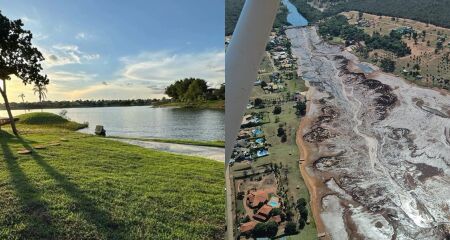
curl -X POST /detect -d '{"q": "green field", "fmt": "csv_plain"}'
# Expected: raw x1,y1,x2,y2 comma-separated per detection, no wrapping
0,113,224,239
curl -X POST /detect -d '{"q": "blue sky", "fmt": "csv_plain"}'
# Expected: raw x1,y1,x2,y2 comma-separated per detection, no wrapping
0,0,224,101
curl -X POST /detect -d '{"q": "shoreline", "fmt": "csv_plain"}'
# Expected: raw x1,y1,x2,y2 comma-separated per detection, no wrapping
109,138,225,162
296,84,330,239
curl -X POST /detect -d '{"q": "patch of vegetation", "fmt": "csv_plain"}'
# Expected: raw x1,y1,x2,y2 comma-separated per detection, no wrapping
0,122,224,239
320,0,450,29
380,58,396,72
163,78,224,109
290,0,325,23
252,221,278,238
225,0,291,35
17,112,88,131
319,15,411,57
1,99,157,110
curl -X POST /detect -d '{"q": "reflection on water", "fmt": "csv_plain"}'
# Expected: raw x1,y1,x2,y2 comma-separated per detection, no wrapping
1,106,224,141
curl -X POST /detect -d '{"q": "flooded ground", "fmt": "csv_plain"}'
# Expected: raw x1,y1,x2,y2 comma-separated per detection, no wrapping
287,26,450,239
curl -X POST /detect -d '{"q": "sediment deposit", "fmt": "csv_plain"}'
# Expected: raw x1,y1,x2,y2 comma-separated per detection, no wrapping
288,26,450,240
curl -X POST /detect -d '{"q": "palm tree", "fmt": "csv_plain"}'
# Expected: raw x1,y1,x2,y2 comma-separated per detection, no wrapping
33,84,47,111
18,93,26,113
18,93,25,103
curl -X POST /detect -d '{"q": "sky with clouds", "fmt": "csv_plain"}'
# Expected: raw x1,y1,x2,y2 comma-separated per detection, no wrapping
0,0,224,102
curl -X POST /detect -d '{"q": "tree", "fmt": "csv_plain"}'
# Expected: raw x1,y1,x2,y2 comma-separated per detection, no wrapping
295,101,306,116
0,11,49,135
164,78,210,103
380,58,396,72
33,83,48,109
298,218,306,230
284,222,298,235
254,98,264,108
271,208,282,216
252,221,278,238
273,106,282,115
18,93,25,103
297,198,307,208
299,206,308,220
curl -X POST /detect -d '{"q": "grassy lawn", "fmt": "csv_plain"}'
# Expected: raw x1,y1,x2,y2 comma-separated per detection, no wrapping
0,113,225,239
108,136,225,148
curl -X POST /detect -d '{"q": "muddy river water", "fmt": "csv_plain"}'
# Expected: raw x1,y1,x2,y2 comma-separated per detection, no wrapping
287,26,450,239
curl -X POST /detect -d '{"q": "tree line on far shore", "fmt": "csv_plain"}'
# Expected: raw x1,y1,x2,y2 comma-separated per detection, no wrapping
0,99,160,110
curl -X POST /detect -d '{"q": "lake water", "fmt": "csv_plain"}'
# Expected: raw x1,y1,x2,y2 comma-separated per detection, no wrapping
282,0,309,27
1,106,225,141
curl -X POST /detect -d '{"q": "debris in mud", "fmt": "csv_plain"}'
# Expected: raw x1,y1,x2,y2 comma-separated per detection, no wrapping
445,127,450,146
321,106,339,118
359,79,398,120
413,162,444,182
303,126,336,143
388,128,411,140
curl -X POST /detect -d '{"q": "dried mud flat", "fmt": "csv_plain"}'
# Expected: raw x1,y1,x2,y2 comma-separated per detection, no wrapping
287,26,450,240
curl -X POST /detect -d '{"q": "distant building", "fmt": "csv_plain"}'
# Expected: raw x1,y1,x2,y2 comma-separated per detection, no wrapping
239,221,257,234
247,191,268,208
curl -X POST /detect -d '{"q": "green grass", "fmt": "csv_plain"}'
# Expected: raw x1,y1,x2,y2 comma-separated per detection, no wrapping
0,113,225,239
17,112,88,131
153,100,224,109
108,136,225,148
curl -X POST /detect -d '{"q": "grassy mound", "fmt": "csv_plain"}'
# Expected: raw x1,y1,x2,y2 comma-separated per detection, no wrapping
17,112,87,131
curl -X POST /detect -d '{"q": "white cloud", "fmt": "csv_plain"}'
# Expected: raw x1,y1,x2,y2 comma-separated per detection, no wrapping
39,44,100,67
20,16,37,24
119,50,224,91
47,71,98,82
75,32,87,40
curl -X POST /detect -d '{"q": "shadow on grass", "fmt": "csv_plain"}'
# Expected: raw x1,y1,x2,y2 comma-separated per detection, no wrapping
1,131,120,239
0,131,56,239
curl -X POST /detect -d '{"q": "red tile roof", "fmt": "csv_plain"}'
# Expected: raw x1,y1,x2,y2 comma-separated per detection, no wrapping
271,215,282,224
257,204,273,217
240,221,257,233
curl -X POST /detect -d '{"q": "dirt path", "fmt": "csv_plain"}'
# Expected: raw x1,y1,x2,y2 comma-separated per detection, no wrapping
296,86,330,239
110,138,225,162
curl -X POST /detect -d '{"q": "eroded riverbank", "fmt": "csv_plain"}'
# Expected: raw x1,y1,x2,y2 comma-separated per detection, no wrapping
288,26,450,239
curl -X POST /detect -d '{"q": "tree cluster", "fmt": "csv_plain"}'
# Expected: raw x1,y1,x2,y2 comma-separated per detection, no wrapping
252,221,278,238
165,78,224,103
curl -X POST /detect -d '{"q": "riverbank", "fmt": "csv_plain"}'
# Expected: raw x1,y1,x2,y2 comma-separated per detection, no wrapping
0,113,225,239
153,100,224,109
108,136,224,148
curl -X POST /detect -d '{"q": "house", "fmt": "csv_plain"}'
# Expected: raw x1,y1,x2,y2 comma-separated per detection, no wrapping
253,204,273,222
239,221,257,234
270,215,282,224
247,191,268,208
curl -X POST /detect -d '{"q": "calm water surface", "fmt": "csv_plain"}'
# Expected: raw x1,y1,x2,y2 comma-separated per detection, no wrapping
282,0,309,27
2,106,224,141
